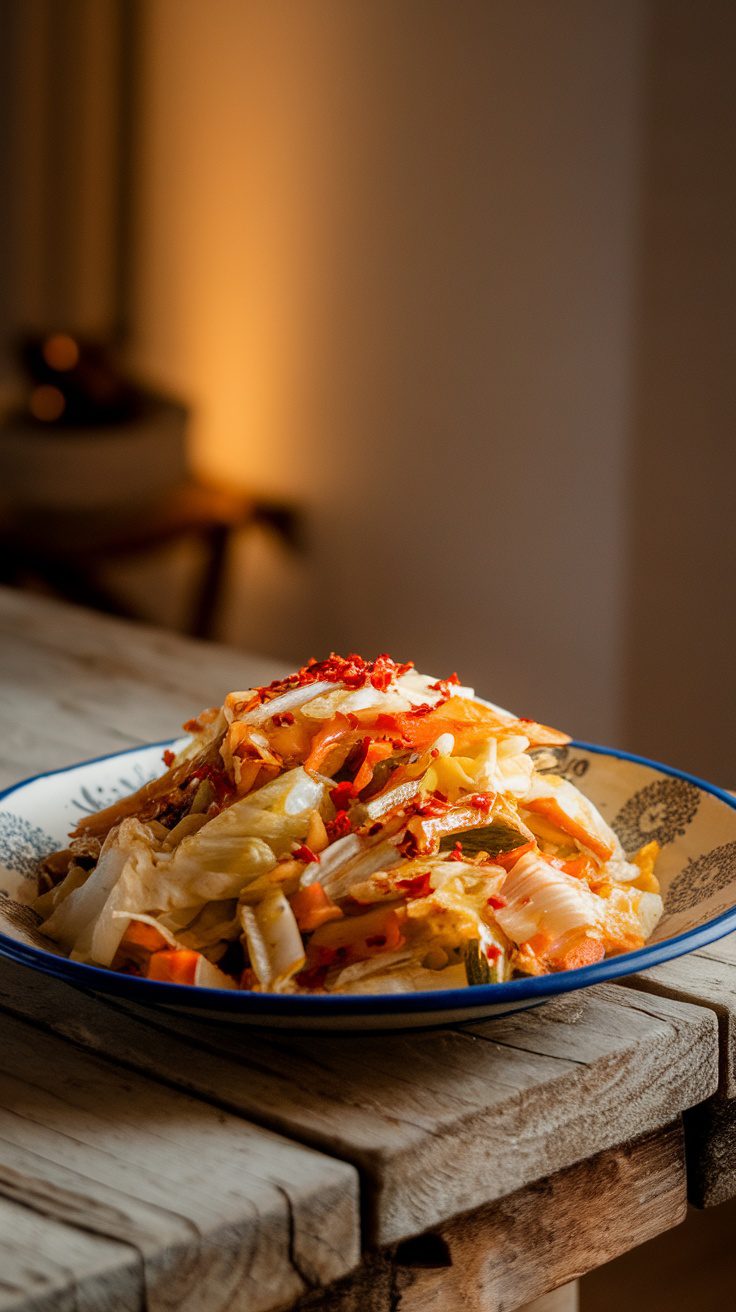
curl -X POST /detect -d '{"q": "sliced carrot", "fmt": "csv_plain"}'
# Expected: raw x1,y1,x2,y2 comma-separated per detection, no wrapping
303,715,355,773
351,740,395,794
555,853,599,881
524,797,615,862
119,920,170,954
289,882,343,932
309,906,406,961
146,949,200,985
493,840,536,870
549,935,606,972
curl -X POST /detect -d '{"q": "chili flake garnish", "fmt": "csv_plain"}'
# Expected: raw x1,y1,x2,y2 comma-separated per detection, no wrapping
162,749,175,768
465,791,494,814
329,780,356,810
447,841,465,862
292,843,320,864
241,652,415,710
486,894,507,910
396,871,433,898
485,944,501,962
429,673,460,691
326,811,353,842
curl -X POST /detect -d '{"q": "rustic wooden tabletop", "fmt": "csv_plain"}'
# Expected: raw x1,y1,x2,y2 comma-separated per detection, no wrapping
0,589,733,1312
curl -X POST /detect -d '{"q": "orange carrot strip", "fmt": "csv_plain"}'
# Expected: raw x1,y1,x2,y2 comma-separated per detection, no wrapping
524,797,614,861
290,883,343,932
146,949,200,985
351,740,395,794
550,935,606,972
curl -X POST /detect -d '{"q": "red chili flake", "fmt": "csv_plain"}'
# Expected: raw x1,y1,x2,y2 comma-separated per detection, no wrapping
414,796,449,818
189,761,235,803
330,780,356,809
242,652,414,707
365,934,387,947
431,790,448,803
375,713,396,730
162,749,175,768
486,894,507,910
430,748,440,759
396,871,433,898
519,896,531,907
406,702,436,718
466,792,494,814
346,713,360,729
367,821,383,837
399,832,419,858
271,711,295,727
485,944,501,962
292,843,320,864
429,673,460,690
447,841,465,862
326,811,353,842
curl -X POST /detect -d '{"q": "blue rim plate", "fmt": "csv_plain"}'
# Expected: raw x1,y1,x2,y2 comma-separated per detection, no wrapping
0,739,735,1029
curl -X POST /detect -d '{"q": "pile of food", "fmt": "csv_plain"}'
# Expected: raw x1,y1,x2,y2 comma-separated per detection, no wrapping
34,654,662,994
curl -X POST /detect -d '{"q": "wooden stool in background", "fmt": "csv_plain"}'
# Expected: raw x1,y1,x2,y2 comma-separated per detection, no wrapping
0,479,303,640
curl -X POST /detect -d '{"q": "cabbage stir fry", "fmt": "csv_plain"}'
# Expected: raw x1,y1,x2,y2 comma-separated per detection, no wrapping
35,654,663,994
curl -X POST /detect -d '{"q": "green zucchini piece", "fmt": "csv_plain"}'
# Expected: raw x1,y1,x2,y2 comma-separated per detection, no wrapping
464,939,503,986
441,818,528,858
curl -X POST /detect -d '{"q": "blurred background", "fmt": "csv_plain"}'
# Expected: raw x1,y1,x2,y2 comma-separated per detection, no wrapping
0,0,734,789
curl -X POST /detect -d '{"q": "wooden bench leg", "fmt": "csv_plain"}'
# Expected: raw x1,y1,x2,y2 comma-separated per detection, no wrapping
292,1123,684,1311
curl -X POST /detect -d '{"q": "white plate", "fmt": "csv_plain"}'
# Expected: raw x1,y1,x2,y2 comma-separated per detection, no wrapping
1,740,735,1030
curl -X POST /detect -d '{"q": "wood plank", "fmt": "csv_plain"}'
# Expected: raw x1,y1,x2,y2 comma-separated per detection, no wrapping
626,951,736,1095
0,589,285,785
682,1094,736,1208
0,1008,360,1312
0,1194,141,1312
0,958,717,1246
290,1122,685,1312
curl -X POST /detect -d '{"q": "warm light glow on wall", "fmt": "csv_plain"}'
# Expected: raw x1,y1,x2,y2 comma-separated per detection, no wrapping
131,1,334,499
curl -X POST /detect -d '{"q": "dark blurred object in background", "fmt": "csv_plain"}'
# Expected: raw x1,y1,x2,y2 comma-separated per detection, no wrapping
18,332,141,427
0,331,189,511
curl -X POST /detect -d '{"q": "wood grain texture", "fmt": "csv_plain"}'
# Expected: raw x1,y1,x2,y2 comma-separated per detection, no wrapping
0,586,727,1303
683,1093,736,1209
292,1123,685,1312
0,1009,360,1312
0,958,717,1245
627,939,736,1095
0,588,285,786
0,1194,141,1312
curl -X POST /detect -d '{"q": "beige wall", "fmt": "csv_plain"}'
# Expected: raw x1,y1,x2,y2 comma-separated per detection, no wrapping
622,1,736,782
129,0,644,748
121,0,736,778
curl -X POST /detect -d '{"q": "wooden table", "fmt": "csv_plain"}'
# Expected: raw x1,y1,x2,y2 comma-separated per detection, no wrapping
0,589,733,1312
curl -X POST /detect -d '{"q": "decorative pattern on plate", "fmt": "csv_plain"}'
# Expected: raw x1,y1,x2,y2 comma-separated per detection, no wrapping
612,779,701,853
665,841,736,914
70,763,159,816
0,740,734,1028
530,745,590,781
0,812,56,879
0,891,53,951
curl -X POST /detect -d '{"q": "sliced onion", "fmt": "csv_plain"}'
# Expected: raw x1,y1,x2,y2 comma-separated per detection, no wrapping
244,681,336,726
